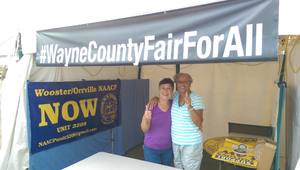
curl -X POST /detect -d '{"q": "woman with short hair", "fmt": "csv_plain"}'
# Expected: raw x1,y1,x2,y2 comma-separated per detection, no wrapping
140,78,174,166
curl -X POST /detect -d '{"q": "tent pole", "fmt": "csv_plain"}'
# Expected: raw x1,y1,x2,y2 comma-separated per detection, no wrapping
138,65,142,79
275,82,286,170
274,44,287,170
176,64,180,73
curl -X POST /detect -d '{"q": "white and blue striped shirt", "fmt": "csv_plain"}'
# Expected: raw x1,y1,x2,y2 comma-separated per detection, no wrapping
171,91,205,145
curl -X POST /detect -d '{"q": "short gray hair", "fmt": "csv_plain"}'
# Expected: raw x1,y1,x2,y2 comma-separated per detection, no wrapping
173,73,193,83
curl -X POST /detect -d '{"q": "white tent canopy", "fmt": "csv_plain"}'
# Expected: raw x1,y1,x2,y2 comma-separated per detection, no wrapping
0,0,299,55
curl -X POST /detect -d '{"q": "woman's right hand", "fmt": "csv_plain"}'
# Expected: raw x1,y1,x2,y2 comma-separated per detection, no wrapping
141,105,152,133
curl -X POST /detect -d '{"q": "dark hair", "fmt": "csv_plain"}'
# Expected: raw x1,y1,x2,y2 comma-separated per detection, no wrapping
174,73,193,83
159,78,174,89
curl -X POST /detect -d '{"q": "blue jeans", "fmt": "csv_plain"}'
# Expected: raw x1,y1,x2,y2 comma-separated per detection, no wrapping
143,145,173,166
173,143,203,170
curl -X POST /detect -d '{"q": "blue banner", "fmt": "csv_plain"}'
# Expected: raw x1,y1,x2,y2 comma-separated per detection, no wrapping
27,80,120,154
36,0,278,66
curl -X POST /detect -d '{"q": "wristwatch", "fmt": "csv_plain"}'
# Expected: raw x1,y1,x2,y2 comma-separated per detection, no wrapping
188,105,194,112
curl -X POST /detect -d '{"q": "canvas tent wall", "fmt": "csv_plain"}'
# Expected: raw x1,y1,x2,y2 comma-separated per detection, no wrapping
1,0,300,170
284,35,300,170
0,48,282,170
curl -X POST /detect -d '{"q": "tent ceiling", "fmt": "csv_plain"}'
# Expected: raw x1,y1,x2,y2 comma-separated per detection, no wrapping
0,0,299,55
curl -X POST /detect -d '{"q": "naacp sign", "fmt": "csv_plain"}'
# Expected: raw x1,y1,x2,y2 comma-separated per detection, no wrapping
27,80,121,154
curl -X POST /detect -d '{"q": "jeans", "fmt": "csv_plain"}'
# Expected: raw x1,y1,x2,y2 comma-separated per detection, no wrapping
172,143,203,170
143,145,173,166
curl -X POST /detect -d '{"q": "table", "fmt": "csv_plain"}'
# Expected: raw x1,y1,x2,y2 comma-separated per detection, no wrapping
63,152,179,170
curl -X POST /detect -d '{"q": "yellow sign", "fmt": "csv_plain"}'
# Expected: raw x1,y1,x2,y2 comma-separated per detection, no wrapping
211,138,257,169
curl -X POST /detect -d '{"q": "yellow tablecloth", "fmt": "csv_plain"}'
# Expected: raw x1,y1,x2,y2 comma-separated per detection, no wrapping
204,136,258,155
204,136,259,169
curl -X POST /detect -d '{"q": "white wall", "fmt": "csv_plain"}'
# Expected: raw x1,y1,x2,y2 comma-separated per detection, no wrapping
278,0,300,35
